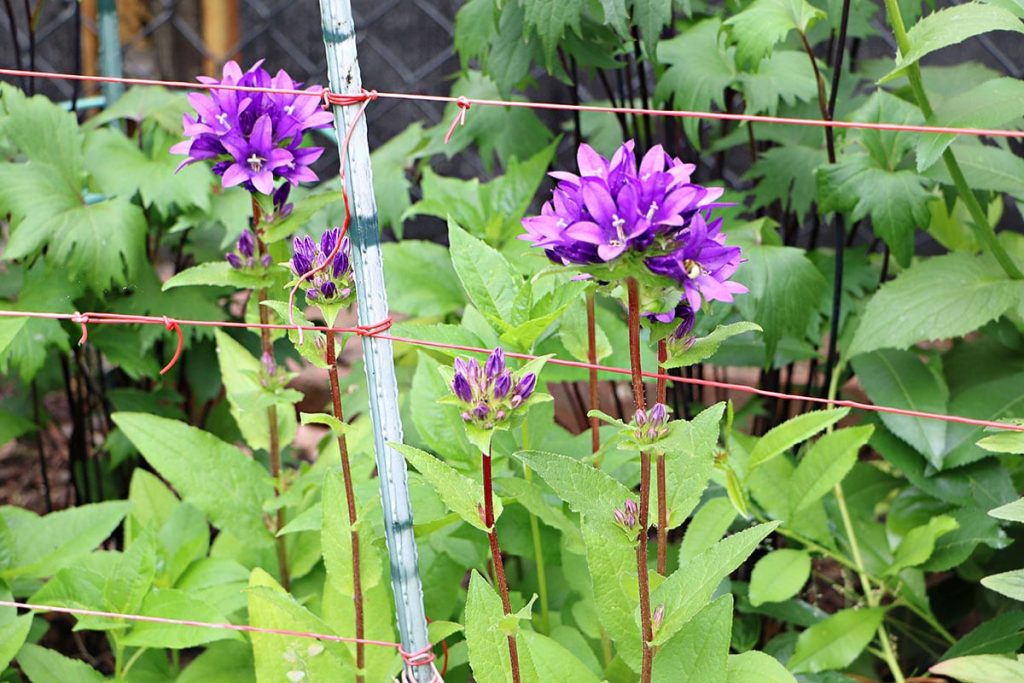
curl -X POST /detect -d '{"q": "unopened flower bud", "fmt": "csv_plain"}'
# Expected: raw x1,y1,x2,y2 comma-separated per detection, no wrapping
452,373,473,402
649,403,668,427
225,252,243,269
495,409,506,421
513,373,536,401
261,351,276,376
510,395,523,409
624,499,638,517
461,411,473,422
261,253,272,267
652,604,665,631
635,408,648,426
237,229,255,259
485,347,505,380
493,372,511,399
473,403,490,420
320,280,337,299
613,509,626,525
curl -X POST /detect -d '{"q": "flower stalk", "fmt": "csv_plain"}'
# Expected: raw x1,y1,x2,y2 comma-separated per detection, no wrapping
656,339,668,575
587,291,601,459
482,446,521,683
627,277,654,683
325,328,364,683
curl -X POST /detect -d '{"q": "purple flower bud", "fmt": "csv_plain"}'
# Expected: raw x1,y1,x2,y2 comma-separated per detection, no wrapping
320,227,340,259
647,426,659,440
635,408,648,426
495,409,506,421
261,351,276,376
237,229,255,259
291,235,315,275
673,305,695,340
473,403,490,419
513,373,536,401
226,252,243,269
452,373,473,402
454,357,473,378
273,183,292,212
493,371,511,399
649,403,668,427
461,411,473,422
320,280,337,299
261,253,272,268
652,605,665,631
484,348,505,380
339,287,351,299
333,242,350,279
306,287,320,301
624,499,638,517
613,509,626,526
510,395,523,409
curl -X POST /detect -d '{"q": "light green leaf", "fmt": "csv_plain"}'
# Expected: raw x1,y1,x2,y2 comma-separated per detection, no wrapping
680,497,737,563
652,595,732,683
113,412,275,542
0,501,129,580
0,409,35,445
789,426,874,514
0,83,83,187
852,350,948,468
788,607,887,673
391,442,497,532
163,261,272,290
411,352,477,463
930,654,1024,683
724,0,825,67
732,246,828,361
739,51,818,116
748,145,827,221
104,531,157,615
924,144,1024,198
495,476,584,553
748,408,849,470
515,450,633,521
916,78,1024,171
989,497,1024,523
663,322,762,369
16,643,105,683
726,650,798,683
981,569,1024,602
749,549,811,606
978,430,1024,455
372,123,424,234
260,191,343,243
448,219,520,327
322,470,382,593
0,615,32,672
176,641,255,683
631,0,673,58
885,3,1024,78
658,404,725,526
382,240,464,317
888,515,959,574
559,295,612,363
582,517,642,667
465,570,517,683
122,588,242,648
520,629,602,682
849,253,1023,357
523,0,583,70
652,522,779,646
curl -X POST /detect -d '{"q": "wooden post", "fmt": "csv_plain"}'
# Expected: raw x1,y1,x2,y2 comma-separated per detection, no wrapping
201,0,240,75
317,2,435,681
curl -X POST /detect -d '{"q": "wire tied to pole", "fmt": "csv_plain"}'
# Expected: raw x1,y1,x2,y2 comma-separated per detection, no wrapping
444,96,471,144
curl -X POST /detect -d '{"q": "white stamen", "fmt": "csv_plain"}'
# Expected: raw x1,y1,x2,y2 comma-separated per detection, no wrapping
284,104,296,116
612,214,627,244
683,259,701,279
646,201,658,222
215,112,230,129
247,153,265,172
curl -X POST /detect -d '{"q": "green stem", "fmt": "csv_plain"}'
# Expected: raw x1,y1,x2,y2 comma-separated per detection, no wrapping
120,646,148,680
881,0,1022,281
521,421,550,634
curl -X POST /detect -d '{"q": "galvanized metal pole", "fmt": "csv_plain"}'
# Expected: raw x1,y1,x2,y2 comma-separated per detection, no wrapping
317,2,434,681
97,0,123,103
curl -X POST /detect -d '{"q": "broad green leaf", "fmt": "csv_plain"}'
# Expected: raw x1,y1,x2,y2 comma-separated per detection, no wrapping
448,219,520,327
391,442,497,532
122,588,242,648
663,322,762,369
978,430,1024,455
655,20,736,147
465,570,519,682
86,85,188,130
0,409,35,445
885,3,1024,78
631,0,673,58
382,240,464,317
732,246,828,361
113,412,275,542
523,0,583,70
981,569,1024,602
104,531,157,615
515,450,632,521
739,51,818,116
260,191,343,243
653,595,732,683
16,643,105,683
0,614,32,672
942,371,1024,469
789,426,873,514
924,144,1024,198
888,515,959,574
176,641,255,683
748,145,827,221
680,497,737,562
849,253,1023,357
582,517,642,668
852,350,947,468
410,352,477,463
930,654,1024,683
788,607,887,673
163,261,272,290
652,522,779,646
520,629,602,683
916,78,1024,171
495,476,584,553
942,611,1024,659
748,408,848,470
749,549,811,606
989,497,1024,523
247,568,353,681
321,470,382,593
726,650,798,682
0,83,83,187
659,404,725,526
558,295,612,363
817,154,931,268
213,329,298,452
925,507,1009,571
600,0,629,34
455,0,497,65
371,122,424,234
724,0,825,67
0,501,129,580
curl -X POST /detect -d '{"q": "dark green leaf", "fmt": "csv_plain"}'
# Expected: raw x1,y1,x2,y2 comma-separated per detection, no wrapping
788,607,887,673
723,0,825,67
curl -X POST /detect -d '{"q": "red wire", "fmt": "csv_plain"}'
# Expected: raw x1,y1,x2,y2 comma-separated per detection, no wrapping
1,66,1022,139
0,310,1021,433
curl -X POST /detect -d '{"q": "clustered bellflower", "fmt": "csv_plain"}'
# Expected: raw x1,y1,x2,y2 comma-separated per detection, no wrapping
290,227,354,304
521,140,747,325
225,229,272,270
171,60,334,195
451,348,536,431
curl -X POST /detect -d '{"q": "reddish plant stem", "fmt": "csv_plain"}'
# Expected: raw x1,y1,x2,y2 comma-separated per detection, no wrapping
587,291,601,460
482,448,521,683
252,197,289,592
325,329,364,683
626,278,654,683
656,340,668,576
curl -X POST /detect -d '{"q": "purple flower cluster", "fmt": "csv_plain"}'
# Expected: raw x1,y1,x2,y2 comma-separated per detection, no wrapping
171,60,334,195
613,499,639,532
520,141,747,319
451,348,536,430
225,229,271,270
291,227,353,303
633,403,670,445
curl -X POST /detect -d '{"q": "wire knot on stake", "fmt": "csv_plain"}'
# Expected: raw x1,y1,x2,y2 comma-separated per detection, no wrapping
320,87,378,110
444,96,471,145
354,316,393,337
398,642,443,683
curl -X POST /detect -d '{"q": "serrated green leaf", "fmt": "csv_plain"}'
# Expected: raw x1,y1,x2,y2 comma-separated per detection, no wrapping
724,0,825,67
0,83,83,189
113,412,275,542
559,295,612,363
448,219,520,326
121,588,242,648
989,497,1024,523
523,0,584,70
680,497,737,562
86,86,189,130
261,191,344,243
371,122,425,234
923,143,1024,198
726,650,797,682
981,569,1024,602
163,261,273,290
658,403,724,526
889,515,959,574
494,475,585,553
382,240,464,317
748,144,827,221
515,450,633,520
978,429,1024,454
748,408,848,470
931,654,1024,683
16,643,105,683
749,549,811,606
789,426,873,514
652,595,732,683
0,614,32,673
631,0,672,58
465,570,517,683
521,629,602,682
739,50,818,115
391,442,497,532
788,607,887,673
848,253,1023,357
104,531,157,615
884,3,1024,78
664,322,762,369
